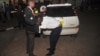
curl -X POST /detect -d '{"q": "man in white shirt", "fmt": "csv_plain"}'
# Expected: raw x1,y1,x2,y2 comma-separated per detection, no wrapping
40,16,62,56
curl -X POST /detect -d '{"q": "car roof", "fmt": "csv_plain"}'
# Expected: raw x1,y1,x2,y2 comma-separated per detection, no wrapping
47,3,72,7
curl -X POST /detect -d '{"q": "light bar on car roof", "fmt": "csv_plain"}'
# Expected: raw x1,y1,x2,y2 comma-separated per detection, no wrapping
47,3,72,7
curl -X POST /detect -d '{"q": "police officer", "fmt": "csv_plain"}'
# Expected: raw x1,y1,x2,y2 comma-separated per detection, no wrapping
24,0,38,56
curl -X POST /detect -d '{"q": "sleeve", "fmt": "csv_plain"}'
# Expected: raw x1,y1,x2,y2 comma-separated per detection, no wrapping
24,8,35,25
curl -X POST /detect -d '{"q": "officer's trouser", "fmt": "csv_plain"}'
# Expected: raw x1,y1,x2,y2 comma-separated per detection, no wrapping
26,30,35,55
49,26,62,53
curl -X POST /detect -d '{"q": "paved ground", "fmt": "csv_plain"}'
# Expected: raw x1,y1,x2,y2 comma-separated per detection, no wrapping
0,10,100,56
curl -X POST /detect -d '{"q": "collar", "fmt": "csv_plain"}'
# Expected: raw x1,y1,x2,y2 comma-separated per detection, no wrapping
28,6,33,11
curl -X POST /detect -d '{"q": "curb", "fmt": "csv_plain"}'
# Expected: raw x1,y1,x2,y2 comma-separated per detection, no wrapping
0,26,18,32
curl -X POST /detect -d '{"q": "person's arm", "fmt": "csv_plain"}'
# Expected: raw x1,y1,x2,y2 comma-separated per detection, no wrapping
24,8,35,25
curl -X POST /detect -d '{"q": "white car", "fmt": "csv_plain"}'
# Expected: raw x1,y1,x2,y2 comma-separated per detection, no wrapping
40,3,79,36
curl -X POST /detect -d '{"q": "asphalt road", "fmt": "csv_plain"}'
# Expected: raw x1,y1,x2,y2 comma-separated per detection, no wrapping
0,10,100,56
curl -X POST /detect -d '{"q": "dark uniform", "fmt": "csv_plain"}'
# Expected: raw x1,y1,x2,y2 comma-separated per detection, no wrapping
24,7,38,56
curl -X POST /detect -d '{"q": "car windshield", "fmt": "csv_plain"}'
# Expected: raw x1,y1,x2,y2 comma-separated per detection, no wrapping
46,6,75,17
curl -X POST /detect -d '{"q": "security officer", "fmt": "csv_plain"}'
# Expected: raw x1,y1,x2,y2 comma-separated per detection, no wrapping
24,0,38,56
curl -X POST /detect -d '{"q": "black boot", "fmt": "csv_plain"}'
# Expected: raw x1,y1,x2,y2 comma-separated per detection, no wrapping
29,53,36,56
46,52,54,56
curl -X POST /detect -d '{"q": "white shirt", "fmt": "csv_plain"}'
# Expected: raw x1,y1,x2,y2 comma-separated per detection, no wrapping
28,6,34,14
39,16,60,29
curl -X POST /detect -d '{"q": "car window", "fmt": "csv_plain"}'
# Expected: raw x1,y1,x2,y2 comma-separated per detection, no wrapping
46,6,75,17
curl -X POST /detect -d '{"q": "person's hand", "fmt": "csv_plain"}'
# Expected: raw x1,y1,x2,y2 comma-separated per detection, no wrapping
11,11,17,13
36,17,42,26
21,10,23,12
15,9,18,11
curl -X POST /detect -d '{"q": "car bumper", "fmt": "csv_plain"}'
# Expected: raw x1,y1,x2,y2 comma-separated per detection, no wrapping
43,27,79,35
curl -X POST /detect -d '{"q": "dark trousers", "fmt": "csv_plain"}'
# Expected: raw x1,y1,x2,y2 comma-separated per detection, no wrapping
49,26,62,53
26,30,35,55
18,20,25,28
